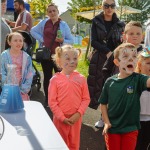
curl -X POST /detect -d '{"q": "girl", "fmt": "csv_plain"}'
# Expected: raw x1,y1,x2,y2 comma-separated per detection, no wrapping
48,45,90,150
1,32,34,100
135,48,150,150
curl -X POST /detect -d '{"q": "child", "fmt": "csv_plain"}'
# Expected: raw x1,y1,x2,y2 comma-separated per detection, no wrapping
135,48,150,150
95,21,144,128
48,45,90,150
99,43,150,150
1,32,33,100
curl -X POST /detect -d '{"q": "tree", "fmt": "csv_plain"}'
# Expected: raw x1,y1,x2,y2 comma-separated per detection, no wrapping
68,0,102,23
118,0,150,24
28,0,52,19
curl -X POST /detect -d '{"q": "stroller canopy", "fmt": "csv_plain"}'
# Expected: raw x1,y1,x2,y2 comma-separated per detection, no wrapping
7,0,30,11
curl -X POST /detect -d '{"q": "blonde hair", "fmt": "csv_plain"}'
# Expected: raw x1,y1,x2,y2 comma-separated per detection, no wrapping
124,21,142,34
54,45,81,67
114,43,136,59
135,51,150,73
102,0,115,5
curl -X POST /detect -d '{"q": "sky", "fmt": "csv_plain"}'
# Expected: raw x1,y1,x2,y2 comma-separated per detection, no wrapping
52,0,72,14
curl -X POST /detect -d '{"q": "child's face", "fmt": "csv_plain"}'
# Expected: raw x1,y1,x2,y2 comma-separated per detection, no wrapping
59,50,78,75
118,48,137,76
139,57,150,76
123,26,143,46
8,34,24,50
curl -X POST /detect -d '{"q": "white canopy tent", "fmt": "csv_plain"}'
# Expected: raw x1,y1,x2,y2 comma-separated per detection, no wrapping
76,5,141,20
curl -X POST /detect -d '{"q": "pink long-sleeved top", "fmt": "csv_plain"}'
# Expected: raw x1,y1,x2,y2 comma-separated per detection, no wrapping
48,71,90,122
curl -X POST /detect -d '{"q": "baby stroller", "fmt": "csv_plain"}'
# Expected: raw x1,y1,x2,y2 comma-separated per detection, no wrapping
5,30,41,93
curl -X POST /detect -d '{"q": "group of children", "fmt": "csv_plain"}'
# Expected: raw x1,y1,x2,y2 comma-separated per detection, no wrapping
0,19,149,150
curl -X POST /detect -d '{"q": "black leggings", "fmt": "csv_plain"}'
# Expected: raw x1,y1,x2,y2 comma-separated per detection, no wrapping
41,59,60,102
135,121,150,150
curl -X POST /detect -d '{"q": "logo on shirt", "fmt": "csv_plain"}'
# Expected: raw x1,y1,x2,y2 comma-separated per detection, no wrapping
127,86,133,94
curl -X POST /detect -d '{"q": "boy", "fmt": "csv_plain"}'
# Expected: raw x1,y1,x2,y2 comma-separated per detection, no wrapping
99,43,150,150
102,21,143,81
95,21,143,128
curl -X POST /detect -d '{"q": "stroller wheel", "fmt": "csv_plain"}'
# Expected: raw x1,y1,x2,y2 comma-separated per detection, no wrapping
37,83,41,91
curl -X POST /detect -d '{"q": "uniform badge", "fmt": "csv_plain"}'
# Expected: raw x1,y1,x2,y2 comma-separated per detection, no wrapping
127,86,133,94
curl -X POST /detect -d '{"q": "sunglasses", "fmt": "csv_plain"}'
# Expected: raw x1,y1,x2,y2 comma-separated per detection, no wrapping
103,3,116,9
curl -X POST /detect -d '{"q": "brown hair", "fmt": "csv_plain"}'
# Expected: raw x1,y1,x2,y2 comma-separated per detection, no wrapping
2,0,6,3
47,3,58,12
53,45,81,67
114,43,136,59
14,0,25,7
7,32,24,44
124,21,142,34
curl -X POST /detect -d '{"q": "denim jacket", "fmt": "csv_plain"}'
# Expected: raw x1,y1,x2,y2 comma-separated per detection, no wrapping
30,18,74,47
1,49,34,94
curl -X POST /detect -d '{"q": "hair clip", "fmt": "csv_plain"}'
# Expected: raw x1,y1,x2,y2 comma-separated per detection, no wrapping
141,47,150,57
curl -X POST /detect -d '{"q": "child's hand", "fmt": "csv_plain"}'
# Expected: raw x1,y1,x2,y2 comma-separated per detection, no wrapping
69,112,81,125
63,118,73,125
102,123,112,135
55,37,64,43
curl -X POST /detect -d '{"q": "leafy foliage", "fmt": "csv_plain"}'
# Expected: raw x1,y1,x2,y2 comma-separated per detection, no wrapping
28,0,52,19
68,0,150,24
68,0,102,23
118,0,150,24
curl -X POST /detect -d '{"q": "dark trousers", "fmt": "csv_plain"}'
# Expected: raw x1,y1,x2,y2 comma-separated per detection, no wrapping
136,121,150,150
41,59,60,102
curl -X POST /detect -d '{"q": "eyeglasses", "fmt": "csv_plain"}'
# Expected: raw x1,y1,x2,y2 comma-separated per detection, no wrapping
103,3,116,9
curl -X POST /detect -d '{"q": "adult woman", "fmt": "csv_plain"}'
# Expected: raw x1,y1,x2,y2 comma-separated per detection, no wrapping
30,3,73,107
1,0,12,52
87,0,124,113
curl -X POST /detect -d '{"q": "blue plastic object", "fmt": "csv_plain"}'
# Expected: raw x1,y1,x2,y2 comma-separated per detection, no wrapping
0,84,24,113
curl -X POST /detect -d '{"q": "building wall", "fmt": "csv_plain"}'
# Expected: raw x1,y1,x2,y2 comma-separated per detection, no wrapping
60,9,91,37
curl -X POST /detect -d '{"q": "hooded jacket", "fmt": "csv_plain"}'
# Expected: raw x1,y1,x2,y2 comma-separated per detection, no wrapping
88,12,125,109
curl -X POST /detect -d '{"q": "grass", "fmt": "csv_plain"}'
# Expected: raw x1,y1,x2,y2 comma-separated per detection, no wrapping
77,53,89,77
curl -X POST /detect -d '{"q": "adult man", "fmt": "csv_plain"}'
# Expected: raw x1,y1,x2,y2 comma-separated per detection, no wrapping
6,0,32,32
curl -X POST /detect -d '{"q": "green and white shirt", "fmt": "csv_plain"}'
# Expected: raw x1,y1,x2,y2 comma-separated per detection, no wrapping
99,73,149,134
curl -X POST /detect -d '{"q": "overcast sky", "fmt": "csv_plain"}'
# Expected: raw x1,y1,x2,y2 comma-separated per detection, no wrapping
52,0,72,14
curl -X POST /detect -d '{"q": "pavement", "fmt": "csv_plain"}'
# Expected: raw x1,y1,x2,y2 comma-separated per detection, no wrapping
30,72,106,150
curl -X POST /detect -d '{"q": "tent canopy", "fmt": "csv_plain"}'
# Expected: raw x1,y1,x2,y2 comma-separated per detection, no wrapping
7,0,30,11
76,5,141,20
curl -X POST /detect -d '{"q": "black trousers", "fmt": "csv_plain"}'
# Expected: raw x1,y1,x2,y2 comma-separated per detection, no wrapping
136,121,150,150
41,59,60,102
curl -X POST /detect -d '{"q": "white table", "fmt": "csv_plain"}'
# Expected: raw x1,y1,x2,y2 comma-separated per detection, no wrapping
0,101,69,150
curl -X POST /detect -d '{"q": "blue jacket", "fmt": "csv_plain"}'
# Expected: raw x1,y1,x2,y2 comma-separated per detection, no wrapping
1,49,34,94
30,18,74,47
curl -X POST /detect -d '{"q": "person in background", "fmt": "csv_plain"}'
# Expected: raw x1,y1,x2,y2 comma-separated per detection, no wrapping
1,0,12,52
88,0,125,128
48,45,90,150
135,48,150,150
30,3,73,107
99,43,150,150
1,32,34,100
103,21,144,81
6,0,32,32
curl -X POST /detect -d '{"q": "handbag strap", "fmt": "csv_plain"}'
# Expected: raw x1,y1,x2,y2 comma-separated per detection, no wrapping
47,22,60,49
